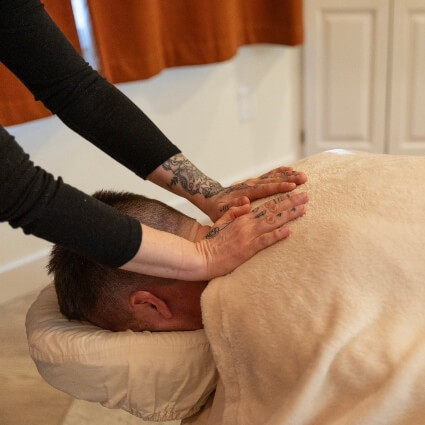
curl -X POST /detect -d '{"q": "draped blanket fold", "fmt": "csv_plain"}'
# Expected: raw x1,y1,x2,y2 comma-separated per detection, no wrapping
199,151,425,425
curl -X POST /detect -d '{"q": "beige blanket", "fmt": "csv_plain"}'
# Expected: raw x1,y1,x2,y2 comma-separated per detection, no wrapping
198,151,425,425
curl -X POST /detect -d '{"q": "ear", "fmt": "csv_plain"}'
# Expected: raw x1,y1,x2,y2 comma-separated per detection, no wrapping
129,290,173,320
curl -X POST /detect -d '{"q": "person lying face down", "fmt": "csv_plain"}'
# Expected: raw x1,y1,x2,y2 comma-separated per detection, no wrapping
49,190,211,332
49,189,307,332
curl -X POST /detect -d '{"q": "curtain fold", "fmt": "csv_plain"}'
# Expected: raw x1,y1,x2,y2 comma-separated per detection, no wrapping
88,0,303,84
0,0,81,127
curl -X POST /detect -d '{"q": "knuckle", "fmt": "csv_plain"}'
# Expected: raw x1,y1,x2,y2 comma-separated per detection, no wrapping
256,233,270,247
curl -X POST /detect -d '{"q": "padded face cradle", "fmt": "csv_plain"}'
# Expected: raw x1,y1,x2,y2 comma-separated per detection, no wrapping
25,285,218,422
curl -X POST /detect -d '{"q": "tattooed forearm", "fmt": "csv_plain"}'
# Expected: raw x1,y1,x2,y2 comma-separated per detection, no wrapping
205,221,233,239
161,154,257,200
162,154,224,198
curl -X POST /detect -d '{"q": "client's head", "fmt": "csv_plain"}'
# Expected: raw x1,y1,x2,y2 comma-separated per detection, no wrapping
48,191,209,332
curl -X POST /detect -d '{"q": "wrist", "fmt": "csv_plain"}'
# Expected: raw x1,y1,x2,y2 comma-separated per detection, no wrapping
147,153,223,215
120,223,209,281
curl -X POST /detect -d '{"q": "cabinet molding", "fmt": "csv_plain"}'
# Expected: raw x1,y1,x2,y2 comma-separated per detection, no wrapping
389,0,425,154
304,0,389,155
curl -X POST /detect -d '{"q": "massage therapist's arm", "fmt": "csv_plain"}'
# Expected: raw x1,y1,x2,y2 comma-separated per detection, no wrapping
0,0,307,280
148,154,308,221
0,0,175,268
0,126,307,278
0,0,180,180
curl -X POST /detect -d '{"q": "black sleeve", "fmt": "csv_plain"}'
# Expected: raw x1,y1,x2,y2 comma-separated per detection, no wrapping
0,126,141,267
0,0,180,178
0,0,181,266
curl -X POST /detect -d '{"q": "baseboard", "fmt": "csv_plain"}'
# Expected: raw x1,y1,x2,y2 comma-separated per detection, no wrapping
0,153,299,305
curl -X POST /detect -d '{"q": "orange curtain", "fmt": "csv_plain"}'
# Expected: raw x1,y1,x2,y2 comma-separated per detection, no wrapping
88,0,303,84
0,0,81,127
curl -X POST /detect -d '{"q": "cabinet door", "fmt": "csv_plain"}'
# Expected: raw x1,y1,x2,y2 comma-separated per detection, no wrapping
304,0,389,155
388,0,425,155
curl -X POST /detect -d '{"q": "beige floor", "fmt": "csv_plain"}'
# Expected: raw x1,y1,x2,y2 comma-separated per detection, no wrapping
0,289,73,425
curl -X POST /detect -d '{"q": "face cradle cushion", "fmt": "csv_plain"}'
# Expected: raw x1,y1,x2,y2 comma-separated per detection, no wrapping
26,285,218,422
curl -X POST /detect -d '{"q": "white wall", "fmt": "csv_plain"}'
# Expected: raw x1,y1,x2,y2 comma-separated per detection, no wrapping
0,45,302,304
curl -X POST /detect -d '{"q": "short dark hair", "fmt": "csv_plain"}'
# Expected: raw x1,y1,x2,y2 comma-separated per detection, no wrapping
48,190,195,331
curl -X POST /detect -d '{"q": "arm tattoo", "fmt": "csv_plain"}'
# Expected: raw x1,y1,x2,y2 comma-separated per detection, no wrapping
162,154,224,198
162,155,256,199
205,221,233,239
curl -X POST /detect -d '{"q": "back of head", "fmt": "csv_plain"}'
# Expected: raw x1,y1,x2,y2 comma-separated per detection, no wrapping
48,191,196,331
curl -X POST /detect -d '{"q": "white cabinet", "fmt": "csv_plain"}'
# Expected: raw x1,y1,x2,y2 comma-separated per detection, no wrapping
304,0,425,155
389,0,425,154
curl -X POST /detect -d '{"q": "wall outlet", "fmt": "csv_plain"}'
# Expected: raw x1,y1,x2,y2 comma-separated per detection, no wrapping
237,86,257,122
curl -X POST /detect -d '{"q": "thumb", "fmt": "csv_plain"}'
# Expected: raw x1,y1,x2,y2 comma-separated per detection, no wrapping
218,202,251,222
227,195,250,209
218,196,250,216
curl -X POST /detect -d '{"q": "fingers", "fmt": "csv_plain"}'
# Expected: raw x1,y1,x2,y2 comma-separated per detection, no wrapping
262,172,307,186
253,226,292,251
201,191,308,279
250,192,308,228
241,182,297,201
217,192,309,231
263,192,309,212
246,175,304,186
276,204,307,225
228,182,299,205
259,203,306,228
257,169,307,185
251,192,308,214
210,170,307,222
259,166,293,178
240,172,307,200
254,176,301,184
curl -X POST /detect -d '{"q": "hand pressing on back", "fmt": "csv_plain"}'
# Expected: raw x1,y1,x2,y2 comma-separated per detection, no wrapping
201,166,308,221
195,191,309,279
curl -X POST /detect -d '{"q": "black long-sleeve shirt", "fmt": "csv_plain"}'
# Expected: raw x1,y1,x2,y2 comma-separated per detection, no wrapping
0,0,180,266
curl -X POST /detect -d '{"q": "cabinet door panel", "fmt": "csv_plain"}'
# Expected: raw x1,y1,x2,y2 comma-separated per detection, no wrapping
389,0,425,154
304,0,389,155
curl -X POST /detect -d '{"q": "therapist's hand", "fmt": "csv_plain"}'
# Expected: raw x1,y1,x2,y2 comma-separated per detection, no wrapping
121,191,308,281
201,167,308,221
147,154,307,222
195,191,309,279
